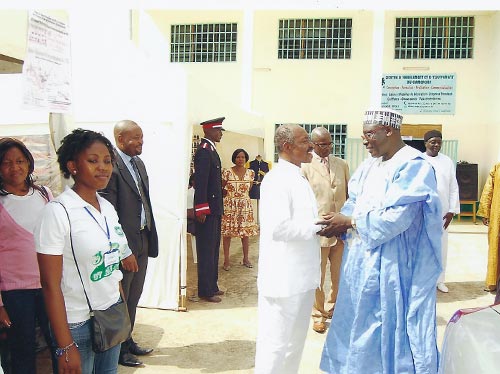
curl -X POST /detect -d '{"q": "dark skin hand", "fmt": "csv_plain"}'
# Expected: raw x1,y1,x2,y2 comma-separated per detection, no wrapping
443,212,454,230
121,254,139,272
0,306,11,329
38,253,82,374
317,212,352,238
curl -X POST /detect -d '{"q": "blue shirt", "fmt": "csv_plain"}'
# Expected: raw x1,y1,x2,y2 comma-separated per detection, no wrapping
115,148,146,228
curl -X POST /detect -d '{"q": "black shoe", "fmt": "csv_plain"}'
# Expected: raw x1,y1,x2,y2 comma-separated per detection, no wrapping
129,341,154,356
200,296,222,303
119,352,143,367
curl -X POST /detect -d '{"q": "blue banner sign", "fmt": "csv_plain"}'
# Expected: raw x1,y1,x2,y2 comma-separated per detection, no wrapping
381,74,456,114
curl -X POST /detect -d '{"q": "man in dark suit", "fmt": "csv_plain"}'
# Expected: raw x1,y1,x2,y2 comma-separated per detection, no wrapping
194,117,225,303
248,155,269,199
101,120,159,367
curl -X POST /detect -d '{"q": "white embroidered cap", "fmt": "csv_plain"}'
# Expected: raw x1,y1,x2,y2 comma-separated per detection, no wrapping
363,108,403,129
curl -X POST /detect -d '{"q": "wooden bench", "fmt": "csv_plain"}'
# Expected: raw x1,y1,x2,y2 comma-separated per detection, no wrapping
457,200,477,223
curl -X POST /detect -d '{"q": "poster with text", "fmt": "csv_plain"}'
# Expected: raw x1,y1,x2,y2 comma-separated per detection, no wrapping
381,74,456,115
22,11,72,113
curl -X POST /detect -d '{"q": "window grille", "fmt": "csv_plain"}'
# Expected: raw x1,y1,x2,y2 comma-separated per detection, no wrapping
395,16,474,59
171,23,237,62
278,19,352,59
274,124,347,162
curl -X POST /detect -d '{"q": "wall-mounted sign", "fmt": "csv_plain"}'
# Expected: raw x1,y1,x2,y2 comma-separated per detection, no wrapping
381,74,456,115
23,11,71,113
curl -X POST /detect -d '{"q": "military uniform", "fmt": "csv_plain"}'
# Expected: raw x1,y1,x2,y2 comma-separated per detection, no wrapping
248,157,269,200
194,118,224,298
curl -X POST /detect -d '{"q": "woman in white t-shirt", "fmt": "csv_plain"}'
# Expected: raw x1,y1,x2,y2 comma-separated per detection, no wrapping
0,138,57,374
35,129,138,374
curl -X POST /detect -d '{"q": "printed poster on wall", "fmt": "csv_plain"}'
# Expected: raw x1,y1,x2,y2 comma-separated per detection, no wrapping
22,11,72,113
381,74,456,115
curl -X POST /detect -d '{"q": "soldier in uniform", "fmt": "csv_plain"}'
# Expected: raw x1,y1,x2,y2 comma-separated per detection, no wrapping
194,117,225,303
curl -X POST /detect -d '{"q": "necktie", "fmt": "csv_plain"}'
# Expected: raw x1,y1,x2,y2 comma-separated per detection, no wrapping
321,157,330,174
130,157,152,230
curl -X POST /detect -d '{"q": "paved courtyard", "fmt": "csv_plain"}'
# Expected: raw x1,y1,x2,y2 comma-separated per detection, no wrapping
37,220,493,373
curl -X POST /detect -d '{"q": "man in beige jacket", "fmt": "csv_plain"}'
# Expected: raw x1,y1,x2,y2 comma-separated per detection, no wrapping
301,127,349,333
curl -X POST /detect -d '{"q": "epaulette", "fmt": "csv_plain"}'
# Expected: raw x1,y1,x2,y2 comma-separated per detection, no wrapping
201,142,215,151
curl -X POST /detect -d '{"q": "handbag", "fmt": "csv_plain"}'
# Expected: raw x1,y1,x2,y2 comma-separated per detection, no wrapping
90,301,130,352
57,202,131,353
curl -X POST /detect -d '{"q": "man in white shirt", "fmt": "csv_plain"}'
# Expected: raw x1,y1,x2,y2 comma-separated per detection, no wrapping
254,124,321,374
422,130,460,293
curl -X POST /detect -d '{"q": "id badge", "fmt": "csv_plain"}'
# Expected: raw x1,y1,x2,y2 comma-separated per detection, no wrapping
104,249,120,267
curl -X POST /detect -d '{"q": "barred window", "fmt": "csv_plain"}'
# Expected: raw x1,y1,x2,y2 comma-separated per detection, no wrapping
278,19,352,59
395,16,474,59
274,124,347,162
170,23,237,62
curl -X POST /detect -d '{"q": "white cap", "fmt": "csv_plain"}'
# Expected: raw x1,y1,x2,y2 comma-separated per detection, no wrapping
363,108,403,129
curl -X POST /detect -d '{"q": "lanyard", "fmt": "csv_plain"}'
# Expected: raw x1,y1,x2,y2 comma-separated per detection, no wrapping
84,206,112,252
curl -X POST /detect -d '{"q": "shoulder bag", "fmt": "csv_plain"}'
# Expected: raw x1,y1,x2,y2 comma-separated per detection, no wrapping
56,201,131,353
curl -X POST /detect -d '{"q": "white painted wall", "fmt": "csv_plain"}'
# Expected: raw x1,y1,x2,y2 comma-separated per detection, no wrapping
148,10,267,163
0,10,28,59
147,9,499,187
2,8,499,191
192,126,263,170
252,9,372,159
385,11,497,186
0,10,68,59
490,12,500,166
147,11,245,122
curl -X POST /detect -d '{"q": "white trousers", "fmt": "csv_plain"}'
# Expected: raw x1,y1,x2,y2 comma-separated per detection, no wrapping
438,230,449,284
254,289,315,374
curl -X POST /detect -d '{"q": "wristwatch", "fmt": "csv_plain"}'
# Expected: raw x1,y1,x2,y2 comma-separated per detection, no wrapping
351,218,357,230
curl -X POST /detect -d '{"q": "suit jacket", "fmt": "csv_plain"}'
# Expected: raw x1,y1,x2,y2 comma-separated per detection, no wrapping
100,149,159,258
248,159,270,199
194,138,223,216
302,154,349,247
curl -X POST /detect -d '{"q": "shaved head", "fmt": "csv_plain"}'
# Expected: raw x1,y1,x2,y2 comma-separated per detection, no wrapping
114,120,144,156
114,120,140,140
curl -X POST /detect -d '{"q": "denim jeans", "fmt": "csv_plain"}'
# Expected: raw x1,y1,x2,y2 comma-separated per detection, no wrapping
68,320,120,374
1,288,57,374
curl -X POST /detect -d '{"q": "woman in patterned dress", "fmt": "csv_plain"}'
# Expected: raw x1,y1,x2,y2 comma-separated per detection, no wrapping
221,149,259,271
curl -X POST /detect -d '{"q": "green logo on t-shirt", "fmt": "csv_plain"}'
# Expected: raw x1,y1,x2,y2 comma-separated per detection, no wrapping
114,226,124,236
90,242,121,282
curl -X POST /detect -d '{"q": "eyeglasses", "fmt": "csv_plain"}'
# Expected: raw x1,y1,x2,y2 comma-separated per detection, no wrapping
313,142,333,148
361,126,387,141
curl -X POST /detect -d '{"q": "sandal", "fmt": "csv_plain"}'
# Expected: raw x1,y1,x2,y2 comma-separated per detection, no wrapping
223,264,230,271
243,261,253,268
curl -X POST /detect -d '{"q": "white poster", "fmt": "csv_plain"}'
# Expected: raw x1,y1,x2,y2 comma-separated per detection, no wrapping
22,11,72,113
381,74,456,115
